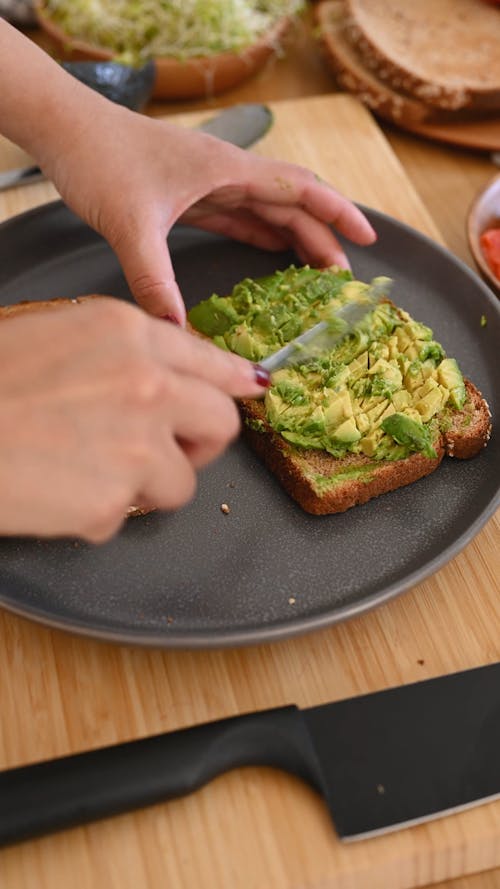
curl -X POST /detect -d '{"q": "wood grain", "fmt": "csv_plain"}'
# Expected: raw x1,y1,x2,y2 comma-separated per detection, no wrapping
0,93,499,889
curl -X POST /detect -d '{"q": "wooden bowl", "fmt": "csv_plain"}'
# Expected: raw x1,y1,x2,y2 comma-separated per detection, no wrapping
34,2,291,100
466,172,500,296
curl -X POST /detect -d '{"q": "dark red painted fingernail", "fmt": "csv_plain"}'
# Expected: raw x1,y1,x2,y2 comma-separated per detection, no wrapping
253,364,271,388
161,314,180,325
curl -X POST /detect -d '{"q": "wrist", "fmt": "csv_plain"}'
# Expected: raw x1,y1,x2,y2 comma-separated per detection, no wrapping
0,20,113,170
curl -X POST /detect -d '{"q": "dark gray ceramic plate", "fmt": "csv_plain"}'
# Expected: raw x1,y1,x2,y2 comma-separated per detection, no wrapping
0,201,498,648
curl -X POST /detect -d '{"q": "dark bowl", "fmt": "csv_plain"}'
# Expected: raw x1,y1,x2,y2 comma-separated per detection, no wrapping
62,60,155,110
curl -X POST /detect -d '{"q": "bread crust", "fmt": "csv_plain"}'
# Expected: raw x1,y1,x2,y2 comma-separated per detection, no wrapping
0,294,104,318
239,379,492,515
315,1,432,126
344,0,500,113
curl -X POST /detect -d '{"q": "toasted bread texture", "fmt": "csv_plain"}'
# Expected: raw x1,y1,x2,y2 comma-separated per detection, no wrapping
316,0,500,129
0,295,103,318
344,0,500,113
239,379,491,514
316,1,432,126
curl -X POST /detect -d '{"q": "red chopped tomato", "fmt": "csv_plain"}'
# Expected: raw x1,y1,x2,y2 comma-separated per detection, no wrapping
480,228,500,281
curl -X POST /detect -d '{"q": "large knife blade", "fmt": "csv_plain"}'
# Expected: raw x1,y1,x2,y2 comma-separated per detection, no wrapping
260,275,391,374
1,663,499,846
0,103,273,192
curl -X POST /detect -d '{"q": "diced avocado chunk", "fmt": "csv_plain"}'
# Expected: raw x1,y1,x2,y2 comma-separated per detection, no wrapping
226,324,264,361
381,413,437,459
325,390,353,430
188,295,240,337
437,358,466,409
334,417,361,444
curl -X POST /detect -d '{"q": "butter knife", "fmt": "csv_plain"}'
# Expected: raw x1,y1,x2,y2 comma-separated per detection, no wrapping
0,103,273,192
260,276,392,374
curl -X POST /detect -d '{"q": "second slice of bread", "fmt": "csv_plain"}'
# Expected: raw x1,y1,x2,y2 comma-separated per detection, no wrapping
316,0,432,127
344,0,500,113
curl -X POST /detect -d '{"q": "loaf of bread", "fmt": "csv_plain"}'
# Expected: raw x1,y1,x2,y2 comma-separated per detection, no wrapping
344,0,500,113
316,0,500,128
315,1,432,126
189,266,492,515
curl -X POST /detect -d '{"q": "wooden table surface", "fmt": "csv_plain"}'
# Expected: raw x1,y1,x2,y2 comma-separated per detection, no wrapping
0,15,499,889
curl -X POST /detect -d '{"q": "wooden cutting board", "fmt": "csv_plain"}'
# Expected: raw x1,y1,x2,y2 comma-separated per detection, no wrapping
0,94,499,889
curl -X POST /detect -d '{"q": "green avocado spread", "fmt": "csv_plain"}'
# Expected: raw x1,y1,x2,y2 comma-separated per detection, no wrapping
188,265,466,462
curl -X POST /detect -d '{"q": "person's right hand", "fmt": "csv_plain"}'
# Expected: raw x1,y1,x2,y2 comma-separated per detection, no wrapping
0,298,268,542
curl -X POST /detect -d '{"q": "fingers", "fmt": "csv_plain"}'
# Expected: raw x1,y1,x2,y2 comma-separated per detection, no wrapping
191,203,352,268
150,373,242,475
112,225,187,325
134,437,198,521
104,374,243,535
230,159,377,246
150,320,270,399
244,201,353,268
187,208,291,253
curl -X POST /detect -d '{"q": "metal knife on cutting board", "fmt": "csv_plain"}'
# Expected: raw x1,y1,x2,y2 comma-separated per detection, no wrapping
0,103,274,192
1,663,499,846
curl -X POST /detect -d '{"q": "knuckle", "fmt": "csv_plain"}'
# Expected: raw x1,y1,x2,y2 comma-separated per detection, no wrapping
159,464,197,512
79,489,129,543
127,361,171,411
93,297,143,339
224,400,241,441
131,272,171,305
209,397,241,446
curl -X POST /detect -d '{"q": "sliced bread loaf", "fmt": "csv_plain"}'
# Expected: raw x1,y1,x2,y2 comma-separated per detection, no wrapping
344,0,500,112
315,0,432,126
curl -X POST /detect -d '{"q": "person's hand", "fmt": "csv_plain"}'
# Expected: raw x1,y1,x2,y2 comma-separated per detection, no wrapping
0,299,269,542
39,102,376,325
1,21,376,325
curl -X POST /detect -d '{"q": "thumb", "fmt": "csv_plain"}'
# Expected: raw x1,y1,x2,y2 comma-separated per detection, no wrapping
113,228,186,325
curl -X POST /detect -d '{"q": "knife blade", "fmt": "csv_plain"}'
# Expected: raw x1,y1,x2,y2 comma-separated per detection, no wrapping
259,275,391,374
0,103,273,192
1,663,499,847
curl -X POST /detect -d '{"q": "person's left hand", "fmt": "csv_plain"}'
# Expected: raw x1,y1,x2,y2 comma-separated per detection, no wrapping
41,102,376,324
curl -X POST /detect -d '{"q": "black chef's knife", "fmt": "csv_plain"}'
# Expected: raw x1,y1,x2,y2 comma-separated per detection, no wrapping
1,663,499,847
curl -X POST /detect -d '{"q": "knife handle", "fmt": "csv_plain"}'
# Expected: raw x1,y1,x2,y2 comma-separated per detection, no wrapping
0,705,323,847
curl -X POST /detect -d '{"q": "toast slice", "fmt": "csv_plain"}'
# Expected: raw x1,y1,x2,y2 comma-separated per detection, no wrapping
239,378,491,514
344,0,500,113
188,266,492,515
315,1,433,127
0,294,102,318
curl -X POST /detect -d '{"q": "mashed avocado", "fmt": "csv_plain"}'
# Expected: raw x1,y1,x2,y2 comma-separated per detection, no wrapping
189,265,467,461
189,265,354,361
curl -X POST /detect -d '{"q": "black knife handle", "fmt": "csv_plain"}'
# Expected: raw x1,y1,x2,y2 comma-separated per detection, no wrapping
0,705,323,847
